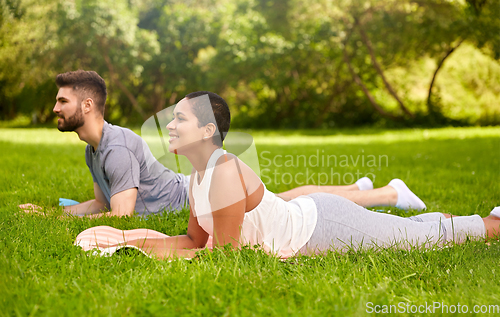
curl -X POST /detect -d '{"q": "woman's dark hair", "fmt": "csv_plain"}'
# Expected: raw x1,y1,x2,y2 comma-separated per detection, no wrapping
56,70,107,116
185,91,230,147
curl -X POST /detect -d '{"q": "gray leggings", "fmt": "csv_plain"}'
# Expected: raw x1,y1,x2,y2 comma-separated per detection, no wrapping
299,193,486,254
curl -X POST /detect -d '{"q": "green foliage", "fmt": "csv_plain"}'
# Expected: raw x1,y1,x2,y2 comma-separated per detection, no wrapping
0,0,499,127
1,127,499,315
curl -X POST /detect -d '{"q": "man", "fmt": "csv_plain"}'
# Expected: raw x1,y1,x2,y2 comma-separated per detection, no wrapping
19,70,425,217
21,70,190,217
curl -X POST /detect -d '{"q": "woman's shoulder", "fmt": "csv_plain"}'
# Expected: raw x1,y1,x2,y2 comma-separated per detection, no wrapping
213,152,253,175
212,152,262,189
216,152,237,162
212,153,241,179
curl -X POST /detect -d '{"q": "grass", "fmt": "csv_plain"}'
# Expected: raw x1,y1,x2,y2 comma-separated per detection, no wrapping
0,126,499,316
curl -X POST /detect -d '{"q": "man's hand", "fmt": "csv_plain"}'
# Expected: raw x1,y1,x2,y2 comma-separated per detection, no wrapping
63,183,109,217
19,185,137,218
18,203,43,214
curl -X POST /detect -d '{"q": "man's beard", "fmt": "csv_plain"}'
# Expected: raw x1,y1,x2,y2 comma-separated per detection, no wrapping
57,106,85,132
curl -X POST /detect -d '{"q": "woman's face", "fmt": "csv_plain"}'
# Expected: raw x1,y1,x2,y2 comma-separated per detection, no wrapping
166,98,206,154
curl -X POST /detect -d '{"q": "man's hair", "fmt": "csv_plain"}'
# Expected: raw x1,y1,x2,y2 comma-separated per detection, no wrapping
56,70,107,116
185,91,230,147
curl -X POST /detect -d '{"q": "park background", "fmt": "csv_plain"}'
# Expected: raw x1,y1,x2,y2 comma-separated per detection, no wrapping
1,0,500,316
0,0,499,128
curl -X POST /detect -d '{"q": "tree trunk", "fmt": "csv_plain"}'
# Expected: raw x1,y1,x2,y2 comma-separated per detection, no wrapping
427,39,464,112
357,23,415,118
340,15,400,120
342,47,399,120
315,60,348,127
168,91,178,107
154,83,166,114
101,48,146,119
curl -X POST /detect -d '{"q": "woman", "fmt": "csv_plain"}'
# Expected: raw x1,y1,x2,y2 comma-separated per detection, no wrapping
76,91,500,259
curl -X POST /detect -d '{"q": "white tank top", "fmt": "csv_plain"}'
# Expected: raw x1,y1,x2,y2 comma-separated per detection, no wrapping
191,148,317,258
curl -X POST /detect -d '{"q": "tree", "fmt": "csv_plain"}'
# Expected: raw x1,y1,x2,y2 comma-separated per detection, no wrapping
0,0,58,121
426,0,500,116
0,0,498,126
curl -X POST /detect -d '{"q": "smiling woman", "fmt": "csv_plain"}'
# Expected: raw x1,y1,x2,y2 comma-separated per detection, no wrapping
166,95,209,155
78,91,500,260
167,92,230,154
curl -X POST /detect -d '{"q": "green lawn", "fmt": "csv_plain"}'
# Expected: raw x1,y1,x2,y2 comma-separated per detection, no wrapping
0,126,499,316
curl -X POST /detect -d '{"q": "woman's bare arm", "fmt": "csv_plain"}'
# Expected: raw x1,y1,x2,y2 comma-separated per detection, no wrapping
209,156,248,248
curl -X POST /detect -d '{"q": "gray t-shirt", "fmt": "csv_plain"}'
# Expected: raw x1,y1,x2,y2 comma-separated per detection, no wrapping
85,121,189,215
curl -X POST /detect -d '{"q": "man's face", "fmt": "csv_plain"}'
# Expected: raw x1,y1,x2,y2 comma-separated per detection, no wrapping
53,87,85,132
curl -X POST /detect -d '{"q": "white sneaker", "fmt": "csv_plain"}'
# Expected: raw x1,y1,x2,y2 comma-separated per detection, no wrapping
355,177,373,191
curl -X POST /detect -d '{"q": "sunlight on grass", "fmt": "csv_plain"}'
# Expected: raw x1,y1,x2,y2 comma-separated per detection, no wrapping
0,128,83,145
0,126,499,316
252,127,500,145
1,126,498,145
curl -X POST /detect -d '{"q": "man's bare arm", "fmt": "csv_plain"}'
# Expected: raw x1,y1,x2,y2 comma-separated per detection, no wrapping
63,183,110,216
20,184,137,218
74,186,137,218
107,188,138,217
19,183,108,215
